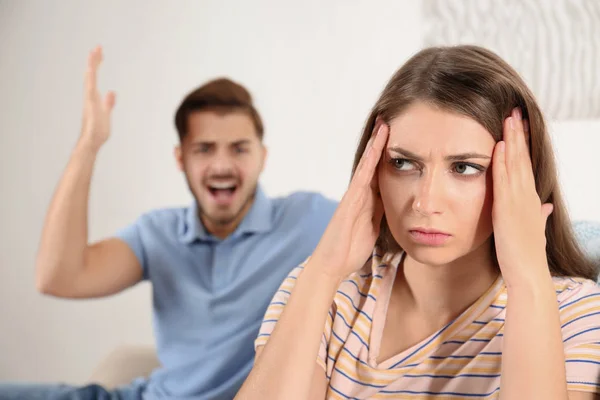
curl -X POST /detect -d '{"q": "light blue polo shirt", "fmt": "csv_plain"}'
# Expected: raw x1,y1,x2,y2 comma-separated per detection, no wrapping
115,186,337,399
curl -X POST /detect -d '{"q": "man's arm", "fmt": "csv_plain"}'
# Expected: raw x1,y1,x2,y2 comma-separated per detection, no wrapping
35,46,143,298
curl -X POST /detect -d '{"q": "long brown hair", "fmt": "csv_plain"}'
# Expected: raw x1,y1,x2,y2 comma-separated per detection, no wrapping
352,45,597,280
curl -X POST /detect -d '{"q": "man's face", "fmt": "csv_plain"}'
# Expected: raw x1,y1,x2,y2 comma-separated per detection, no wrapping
176,110,266,232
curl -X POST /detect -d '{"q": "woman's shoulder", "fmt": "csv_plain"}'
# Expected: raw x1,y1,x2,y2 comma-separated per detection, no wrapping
553,276,600,303
552,276,600,357
553,276,600,321
336,249,402,303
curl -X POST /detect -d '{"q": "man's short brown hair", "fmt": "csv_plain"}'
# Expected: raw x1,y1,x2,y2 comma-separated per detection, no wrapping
174,78,264,141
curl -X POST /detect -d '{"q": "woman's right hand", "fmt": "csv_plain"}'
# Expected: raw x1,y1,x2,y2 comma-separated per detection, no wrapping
308,119,389,281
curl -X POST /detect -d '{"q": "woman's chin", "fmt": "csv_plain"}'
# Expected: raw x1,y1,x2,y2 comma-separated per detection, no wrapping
402,244,462,267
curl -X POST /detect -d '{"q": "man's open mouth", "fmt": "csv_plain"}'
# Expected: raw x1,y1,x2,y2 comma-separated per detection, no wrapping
207,182,238,204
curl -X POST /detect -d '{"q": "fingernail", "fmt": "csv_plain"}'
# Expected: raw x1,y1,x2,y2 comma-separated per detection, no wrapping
498,141,506,153
513,107,521,119
509,117,514,130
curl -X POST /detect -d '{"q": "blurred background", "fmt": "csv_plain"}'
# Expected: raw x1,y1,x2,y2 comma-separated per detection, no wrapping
0,0,598,384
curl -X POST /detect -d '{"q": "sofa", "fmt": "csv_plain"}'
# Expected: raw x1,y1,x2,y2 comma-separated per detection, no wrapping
88,345,160,389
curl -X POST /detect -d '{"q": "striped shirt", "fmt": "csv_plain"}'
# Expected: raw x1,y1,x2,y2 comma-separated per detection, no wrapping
255,250,600,398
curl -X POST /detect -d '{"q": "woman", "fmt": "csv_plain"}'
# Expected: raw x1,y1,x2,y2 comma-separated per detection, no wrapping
236,45,600,399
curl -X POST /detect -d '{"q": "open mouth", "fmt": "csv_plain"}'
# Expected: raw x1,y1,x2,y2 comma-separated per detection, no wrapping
207,182,238,204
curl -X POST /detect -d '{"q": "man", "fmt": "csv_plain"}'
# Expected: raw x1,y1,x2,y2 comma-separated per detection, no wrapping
0,46,337,399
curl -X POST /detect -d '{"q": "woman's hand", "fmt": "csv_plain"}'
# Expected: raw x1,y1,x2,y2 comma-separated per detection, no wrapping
307,119,389,281
492,107,553,288
495,108,568,400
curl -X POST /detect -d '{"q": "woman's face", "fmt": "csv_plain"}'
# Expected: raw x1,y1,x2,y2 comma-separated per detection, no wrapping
378,101,497,266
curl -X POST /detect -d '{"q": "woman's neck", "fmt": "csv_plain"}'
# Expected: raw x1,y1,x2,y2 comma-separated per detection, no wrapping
393,240,500,328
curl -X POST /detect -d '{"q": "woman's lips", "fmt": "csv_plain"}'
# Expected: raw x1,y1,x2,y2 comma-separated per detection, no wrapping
408,229,451,246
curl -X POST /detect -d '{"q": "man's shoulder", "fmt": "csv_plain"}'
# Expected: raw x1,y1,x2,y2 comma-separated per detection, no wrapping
271,190,338,216
126,205,190,230
113,205,191,265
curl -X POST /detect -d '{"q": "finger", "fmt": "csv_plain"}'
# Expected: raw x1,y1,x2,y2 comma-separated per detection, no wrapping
523,118,530,153
104,91,116,111
373,116,383,132
354,135,375,176
512,108,533,175
513,108,525,155
372,195,385,231
370,166,380,192
492,140,507,197
354,123,389,188
503,113,515,177
514,117,535,191
354,117,384,178
85,46,103,95
541,203,554,226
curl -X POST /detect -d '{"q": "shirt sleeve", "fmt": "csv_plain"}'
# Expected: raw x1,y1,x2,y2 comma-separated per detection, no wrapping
114,215,149,280
254,264,336,372
560,279,600,393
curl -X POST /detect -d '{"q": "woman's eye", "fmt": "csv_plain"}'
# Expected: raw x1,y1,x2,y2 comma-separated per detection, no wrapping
454,163,482,175
392,158,416,171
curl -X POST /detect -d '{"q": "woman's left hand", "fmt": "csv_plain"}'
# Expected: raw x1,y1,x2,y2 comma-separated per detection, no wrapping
492,107,554,288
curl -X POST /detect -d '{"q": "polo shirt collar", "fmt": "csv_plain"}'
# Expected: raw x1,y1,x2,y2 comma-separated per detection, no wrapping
179,185,273,243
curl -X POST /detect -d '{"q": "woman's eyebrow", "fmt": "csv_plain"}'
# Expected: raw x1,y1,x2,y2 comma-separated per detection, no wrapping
446,152,491,161
387,147,424,161
387,147,491,161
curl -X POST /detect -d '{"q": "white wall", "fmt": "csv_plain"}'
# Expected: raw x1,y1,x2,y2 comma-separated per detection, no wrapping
549,119,600,222
0,0,423,383
0,0,598,385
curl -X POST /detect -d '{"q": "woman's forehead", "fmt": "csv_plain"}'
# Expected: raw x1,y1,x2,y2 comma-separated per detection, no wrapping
387,103,495,152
